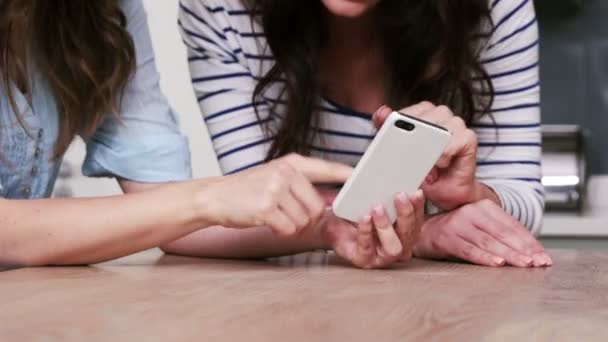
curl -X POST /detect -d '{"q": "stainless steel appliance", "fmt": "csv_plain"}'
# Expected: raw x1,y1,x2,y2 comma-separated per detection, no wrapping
542,125,588,211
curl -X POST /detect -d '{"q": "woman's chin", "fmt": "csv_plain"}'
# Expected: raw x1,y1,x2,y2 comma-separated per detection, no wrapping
321,0,380,18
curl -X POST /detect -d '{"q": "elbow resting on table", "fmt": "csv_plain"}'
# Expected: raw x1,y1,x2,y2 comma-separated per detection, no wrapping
159,241,181,256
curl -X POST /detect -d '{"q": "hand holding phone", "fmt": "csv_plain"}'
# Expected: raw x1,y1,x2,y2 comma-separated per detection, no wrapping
332,111,451,223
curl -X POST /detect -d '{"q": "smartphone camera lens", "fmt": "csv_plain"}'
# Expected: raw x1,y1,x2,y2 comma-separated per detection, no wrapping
395,120,415,132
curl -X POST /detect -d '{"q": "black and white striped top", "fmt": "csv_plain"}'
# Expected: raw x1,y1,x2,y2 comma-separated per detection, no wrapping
178,0,544,233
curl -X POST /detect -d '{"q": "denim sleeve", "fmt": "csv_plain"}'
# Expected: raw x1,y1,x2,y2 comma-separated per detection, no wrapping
83,0,192,182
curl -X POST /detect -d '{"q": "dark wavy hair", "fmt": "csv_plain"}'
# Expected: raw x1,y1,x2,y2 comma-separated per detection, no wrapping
248,0,494,159
0,0,136,158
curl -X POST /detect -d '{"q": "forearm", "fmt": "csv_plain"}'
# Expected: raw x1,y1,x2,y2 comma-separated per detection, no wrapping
161,215,331,259
0,181,213,267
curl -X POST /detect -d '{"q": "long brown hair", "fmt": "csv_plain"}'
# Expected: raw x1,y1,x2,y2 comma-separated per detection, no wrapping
0,0,136,158
249,0,494,159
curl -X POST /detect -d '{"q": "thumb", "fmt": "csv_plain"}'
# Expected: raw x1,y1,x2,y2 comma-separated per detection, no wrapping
285,155,353,184
425,167,439,185
420,181,439,202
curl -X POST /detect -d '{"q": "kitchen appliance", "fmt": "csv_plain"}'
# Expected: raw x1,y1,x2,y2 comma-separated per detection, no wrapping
541,124,588,211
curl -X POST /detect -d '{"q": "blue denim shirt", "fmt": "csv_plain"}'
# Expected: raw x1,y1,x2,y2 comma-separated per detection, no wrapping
0,0,191,199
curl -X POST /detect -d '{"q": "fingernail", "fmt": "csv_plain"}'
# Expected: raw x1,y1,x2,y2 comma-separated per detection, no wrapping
397,192,409,204
532,254,545,267
543,253,553,266
373,205,384,216
493,257,505,266
361,215,372,224
375,105,387,115
519,255,534,267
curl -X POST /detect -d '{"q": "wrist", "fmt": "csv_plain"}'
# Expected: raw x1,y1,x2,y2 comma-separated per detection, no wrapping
316,210,335,250
190,178,223,228
413,213,447,259
471,181,501,206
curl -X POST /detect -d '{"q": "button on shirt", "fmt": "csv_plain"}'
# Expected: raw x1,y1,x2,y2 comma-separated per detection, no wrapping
0,0,191,199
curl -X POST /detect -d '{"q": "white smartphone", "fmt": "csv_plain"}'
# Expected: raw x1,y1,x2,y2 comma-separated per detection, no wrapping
332,111,451,223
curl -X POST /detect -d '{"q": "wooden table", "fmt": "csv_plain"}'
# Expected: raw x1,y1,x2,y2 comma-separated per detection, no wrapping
1,249,608,341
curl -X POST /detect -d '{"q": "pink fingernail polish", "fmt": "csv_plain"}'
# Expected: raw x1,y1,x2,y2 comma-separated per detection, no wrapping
532,255,543,267
493,257,505,266
520,256,534,267
543,254,553,266
374,205,384,216
397,192,408,204
375,105,387,115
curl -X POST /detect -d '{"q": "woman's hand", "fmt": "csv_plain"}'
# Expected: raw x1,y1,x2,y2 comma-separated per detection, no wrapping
373,103,496,210
323,190,425,269
413,199,552,267
198,154,353,236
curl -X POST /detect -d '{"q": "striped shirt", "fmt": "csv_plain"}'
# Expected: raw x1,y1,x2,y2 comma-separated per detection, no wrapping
179,0,545,233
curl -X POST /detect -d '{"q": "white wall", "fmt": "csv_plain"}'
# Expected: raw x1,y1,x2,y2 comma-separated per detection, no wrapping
57,0,220,197
142,0,220,178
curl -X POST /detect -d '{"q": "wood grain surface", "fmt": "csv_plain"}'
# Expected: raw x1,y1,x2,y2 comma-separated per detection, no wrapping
1,249,607,341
